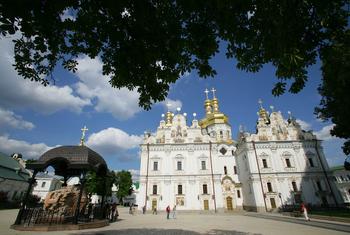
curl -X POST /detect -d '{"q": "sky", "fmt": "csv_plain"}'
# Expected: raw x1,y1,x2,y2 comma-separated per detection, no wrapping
0,35,346,179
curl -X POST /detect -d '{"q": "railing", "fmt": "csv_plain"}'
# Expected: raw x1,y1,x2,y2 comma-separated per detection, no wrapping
16,205,112,226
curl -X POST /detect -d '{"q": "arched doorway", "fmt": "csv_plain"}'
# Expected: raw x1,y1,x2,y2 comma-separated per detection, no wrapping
203,199,209,210
226,196,233,210
152,199,157,211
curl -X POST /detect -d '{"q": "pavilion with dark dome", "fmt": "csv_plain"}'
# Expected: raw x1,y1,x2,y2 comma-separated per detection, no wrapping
12,127,111,231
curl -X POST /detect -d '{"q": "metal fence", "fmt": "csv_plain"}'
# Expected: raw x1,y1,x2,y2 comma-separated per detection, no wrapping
16,205,111,226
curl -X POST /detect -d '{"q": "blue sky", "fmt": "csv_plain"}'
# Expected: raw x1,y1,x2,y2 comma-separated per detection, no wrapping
0,36,346,177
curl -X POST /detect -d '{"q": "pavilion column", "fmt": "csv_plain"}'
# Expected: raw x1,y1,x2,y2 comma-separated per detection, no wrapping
74,172,86,224
14,170,38,225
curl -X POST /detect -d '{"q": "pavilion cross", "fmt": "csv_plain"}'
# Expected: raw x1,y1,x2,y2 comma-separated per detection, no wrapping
211,88,216,99
204,88,209,100
80,125,88,146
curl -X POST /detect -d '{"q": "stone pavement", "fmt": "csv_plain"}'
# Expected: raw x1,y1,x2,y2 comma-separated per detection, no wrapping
1,208,349,235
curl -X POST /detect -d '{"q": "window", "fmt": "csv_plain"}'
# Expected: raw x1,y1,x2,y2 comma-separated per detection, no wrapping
201,161,206,170
178,184,183,195
219,130,223,139
234,166,237,174
285,158,291,168
220,147,227,155
152,185,157,195
231,150,234,156
340,176,345,182
292,181,298,192
177,161,182,170
316,181,323,191
41,182,46,188
308,158,314,167
224,166,227,175
262,159,268,168
153,161,158,171
237,190,241,198
203,184,208,194
267,182,273,192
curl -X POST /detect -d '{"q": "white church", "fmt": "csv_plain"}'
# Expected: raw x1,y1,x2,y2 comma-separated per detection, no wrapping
137,89,340,212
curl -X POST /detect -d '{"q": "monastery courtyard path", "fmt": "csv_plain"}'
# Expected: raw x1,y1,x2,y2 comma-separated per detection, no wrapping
1,208,349,235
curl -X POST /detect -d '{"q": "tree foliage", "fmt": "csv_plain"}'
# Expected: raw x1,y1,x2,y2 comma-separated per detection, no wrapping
85,170,116,196
114,170,133,202
316,30,350,155
0,0,349,153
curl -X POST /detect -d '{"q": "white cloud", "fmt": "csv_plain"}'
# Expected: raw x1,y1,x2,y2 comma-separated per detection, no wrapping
0,135,53,159
314,124,336,141
296,119,311,131
74,57,141,120
86,127,142,160
0,36,90,114
0,107,35,130
160,98,183,112
60,9,76,21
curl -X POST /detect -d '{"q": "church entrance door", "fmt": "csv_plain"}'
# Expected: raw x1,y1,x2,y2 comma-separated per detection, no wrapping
203,200,209,210
226,196,233,210
270,198,276,209
152,199,157,210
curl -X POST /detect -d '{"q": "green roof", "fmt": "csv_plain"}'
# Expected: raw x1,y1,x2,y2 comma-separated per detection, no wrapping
330,165,345,172
0,152,30,182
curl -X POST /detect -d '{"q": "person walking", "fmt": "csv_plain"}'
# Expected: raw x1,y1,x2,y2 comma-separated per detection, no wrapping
301,202,310,221
166,205,171,219
172,205,177,219
142,205,146,214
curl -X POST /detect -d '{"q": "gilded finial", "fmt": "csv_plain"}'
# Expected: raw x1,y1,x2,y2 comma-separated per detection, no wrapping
204,88,209,100
80,125,88,146
211,88,216,99
258,98,263,109
166,102,172,111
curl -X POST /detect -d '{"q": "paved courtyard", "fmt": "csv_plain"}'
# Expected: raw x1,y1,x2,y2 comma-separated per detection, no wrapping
1,208,349,235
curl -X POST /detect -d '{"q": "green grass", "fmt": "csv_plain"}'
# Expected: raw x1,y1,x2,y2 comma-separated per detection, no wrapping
310,210,350,218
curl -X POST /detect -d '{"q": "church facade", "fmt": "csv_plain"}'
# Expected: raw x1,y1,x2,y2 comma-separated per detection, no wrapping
137,90,339,212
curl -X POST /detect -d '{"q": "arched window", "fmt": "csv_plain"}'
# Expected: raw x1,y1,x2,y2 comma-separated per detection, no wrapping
203,184,208,194
178,185,183,195
267,182,273,192
224,166,227,175
152,185,157,195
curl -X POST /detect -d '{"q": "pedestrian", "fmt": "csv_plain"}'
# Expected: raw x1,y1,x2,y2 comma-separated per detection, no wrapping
129,204,133,215
172,205,176,219
166,205,171,219
301,202,310,221
142,205,146,214
152,207,157,215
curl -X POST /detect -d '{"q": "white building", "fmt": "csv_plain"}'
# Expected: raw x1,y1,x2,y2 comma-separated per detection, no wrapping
331,166,350,205
138,89,243,212
137,90,339,212
236,102,340,211
32,173,62,201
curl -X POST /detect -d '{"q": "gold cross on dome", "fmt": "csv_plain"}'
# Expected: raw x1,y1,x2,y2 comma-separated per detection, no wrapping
211,88,216,99
204,88,209,100
258,98,263,108
166,102,172,111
